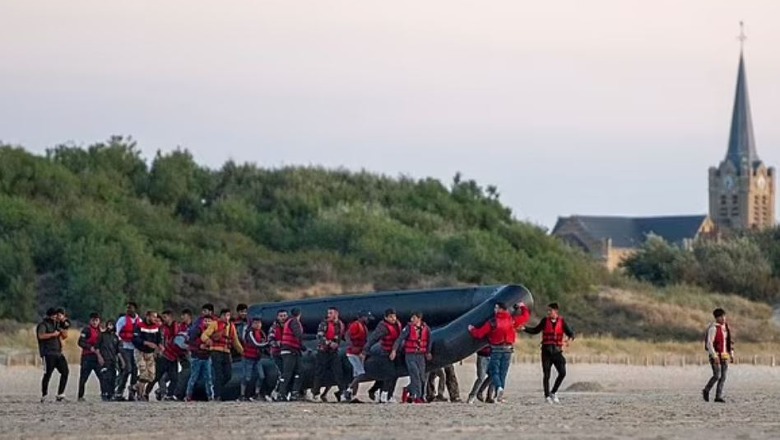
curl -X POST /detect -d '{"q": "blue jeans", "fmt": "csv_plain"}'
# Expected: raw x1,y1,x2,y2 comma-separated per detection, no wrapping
242,358,265,396
488,350,512,390
186,357,214,400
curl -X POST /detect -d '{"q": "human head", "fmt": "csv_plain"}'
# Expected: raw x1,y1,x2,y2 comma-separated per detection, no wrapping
126,302,138,316
46,308,57,319
410,311,423,325
251,317,263,330
54,308,66,322
547,303,560,319
145,311,158,324
495,302,507,313
357,310,370,323
162,310,174,325
277,309,288,323
713,308,726,324
181,309,193,324
291,308,302,319
201,303,214,317
219,308,231,321
105,319,116,332
327,307,339,321
384,308,397,324
237,304,248,320
89,312,101,327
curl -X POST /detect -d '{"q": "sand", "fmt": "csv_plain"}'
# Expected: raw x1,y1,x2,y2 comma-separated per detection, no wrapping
1,362,779,440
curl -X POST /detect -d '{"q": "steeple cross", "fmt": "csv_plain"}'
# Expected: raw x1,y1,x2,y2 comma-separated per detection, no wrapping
738,21,747,50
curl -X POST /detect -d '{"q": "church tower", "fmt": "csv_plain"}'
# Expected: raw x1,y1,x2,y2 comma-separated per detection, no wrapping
709,26,775,232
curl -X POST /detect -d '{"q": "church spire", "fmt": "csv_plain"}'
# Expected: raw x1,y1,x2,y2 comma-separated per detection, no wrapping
725,22,760,171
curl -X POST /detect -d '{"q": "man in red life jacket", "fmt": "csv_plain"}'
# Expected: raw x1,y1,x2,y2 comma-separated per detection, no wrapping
202,308,244,401
703,308,734,403
186,314,215,401
344,310,372,403
524,302,575,404
149,310,182,401
132,311,163,401
77,312,103,401
277,307,305,401
391,311,432,404
267,309,288,399
115,301,140,400
311,307,347,402
469,301,530,403
241,317,267,400
364,308,402,403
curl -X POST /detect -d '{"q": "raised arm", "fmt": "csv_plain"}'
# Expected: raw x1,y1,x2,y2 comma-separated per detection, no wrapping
524,318,546,335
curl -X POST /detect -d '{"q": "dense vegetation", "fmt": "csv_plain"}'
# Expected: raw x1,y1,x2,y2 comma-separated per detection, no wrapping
0,137,604,322
621,233,780,303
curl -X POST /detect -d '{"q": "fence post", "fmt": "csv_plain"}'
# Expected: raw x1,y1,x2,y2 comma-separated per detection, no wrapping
753,355,758,365
771,356,776,367
681,356,686,368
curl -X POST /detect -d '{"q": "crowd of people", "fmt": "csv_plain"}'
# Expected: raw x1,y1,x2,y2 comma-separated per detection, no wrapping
34,298,734,405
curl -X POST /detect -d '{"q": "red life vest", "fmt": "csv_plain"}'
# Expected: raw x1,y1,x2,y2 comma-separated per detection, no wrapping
281,318,303,351
487,311,516,346
119,314,136,343
380,320,402,353
706,323,730,354
162,322,181,362
347,320,368,355
542,317,565,347
81,326,100,358
243,328,266,360
404,324,431,354
325,321,337,341
270,322,283,356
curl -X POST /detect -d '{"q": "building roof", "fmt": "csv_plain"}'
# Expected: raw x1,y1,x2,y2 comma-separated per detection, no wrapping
552,215,709,248
725,51,761,171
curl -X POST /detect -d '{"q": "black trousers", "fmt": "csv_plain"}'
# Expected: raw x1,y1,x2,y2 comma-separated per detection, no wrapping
312,350,345,395
151,357,179,398
77,356,101,398
41,354,69,397
174,357,190,400
210,351,232,399
99,363,117,399
278,352,302,398
116,348,137,395
541,347,567,397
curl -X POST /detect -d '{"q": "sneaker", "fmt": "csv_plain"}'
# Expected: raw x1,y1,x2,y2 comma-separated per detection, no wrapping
702,389,710,402
551,393,560,404
434,395,447,402
334,390,342,402
55,394,67,402
545,396,554,404
379,391,388,403
343,389,353,401
476,394,485,402
495,388,504,403
40,396,47,404
264,395,273,402
485,397,495,404
155,389,162,401
714,397,726,403
386,396,397,404
312,394,324,403
467,395,476,405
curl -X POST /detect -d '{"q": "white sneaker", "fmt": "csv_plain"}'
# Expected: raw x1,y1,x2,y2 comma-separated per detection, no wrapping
264,395,273,402
495,387,504,403
467,395,476,404
386,396,397,403
545,396,554,404
379,391,388,403
551,393,560,404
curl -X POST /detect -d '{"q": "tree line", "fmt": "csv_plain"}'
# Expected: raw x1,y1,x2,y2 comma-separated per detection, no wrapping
0,137,603,322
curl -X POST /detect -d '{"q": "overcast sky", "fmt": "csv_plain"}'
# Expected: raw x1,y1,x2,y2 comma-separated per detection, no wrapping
2,1,779,228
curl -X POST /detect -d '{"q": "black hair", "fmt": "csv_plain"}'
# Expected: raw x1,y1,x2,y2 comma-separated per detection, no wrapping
46,307,57,317
384,308,396,317
328,306,339,313
291,308,302,317
713,308,726,319
162,309,173,316
127,301,138,309
548,303,560,310
410,311,423,319
181,308,192,316
495,302,508,311
202,303,215,312
55,307,65,315
277,309,288,315
89,312,100,320
106,319,115,326
237,303,248,312
219,308,231,316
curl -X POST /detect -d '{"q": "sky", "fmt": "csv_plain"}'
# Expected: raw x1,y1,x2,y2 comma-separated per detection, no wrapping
2,1,780,229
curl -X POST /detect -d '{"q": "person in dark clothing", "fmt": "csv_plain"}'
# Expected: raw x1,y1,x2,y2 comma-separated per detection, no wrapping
201,308,244,401
426,364,461,402
467,347,492,404
173,309,193,401
364,308,403,403
524,303,575,404
77,313,103,401
277,307,304,401
97,319,123,401
150,310,182,401
703,308,733,403
312,307,346,402
232,303,249,352
132,311,163,401
266,309,288,399
392,311,433,403
37,307,70,403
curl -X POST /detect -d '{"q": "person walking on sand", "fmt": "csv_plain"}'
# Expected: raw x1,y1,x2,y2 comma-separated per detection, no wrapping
77,313,103,401
364,308,403,403
468,301,530,403
37,307,70,403
344,310,372,402
277,308,305,401
132,311,163,401
115,301,140,401
391,311,432,404
201,308,244,401
312,307,347,402
524,302,575,404
702,308,733,403
97,319,123,401
185,314,215,401
466,346,492,404
241,317,267,401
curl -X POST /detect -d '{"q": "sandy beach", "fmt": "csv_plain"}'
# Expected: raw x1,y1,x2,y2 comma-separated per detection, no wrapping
1,362,778,440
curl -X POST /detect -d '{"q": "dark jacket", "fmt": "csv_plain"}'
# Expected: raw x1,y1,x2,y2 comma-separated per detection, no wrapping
98,330,121,366
132,321,162,353
36,318,63,357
